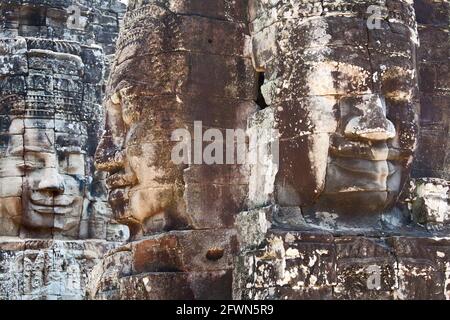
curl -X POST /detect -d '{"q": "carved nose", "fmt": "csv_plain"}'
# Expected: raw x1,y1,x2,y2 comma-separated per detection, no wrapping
38,168,65,194
95,132,126,173
344,95,396,141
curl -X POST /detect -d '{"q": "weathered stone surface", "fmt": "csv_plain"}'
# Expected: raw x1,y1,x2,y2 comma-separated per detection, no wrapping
126,0,248,23
0,0,128,301
247,0,421,231
90,0,450,301
0,39,28,76
406,178,450,231
87,229,236,299
234,218,450,300
95,0,255,239
0,238,120,300
235,0,450,298
412,0,450,179
0,0,126,55
116,271,233,300
0,0,127,239
3,0,444,301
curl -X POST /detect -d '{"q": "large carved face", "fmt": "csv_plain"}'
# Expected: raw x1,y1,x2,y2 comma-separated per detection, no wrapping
95,1,256,238
95,86,187,237
251,3,419,224
0,37,107,238
0,116,89,238
94,4,187,238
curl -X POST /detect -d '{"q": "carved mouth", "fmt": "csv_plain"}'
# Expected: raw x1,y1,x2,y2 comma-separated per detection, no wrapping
107,187,139,224
106,171,138,189
331,157,396,177
108,187,130,212
30,195,75,215
329,139,412,162
108,187,128,200
325,156,401,194
30,202,73,215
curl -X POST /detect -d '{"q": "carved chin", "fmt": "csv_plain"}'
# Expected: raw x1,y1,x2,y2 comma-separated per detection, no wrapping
316,158,405,214
317,191,390,214
324,157,404,191
22,208,55,229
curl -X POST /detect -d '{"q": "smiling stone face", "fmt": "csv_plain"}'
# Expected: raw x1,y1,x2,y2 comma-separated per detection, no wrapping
95,88,189,238
249,0,420,227
94,0,256,240
7,120,87,236
0,37,109,239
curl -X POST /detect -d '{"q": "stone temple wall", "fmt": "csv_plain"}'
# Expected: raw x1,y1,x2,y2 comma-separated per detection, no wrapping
1,0,450,301
0,0,127,300
412,0,450,179
234,0,450,300
87,0,257,300
84,0,450,301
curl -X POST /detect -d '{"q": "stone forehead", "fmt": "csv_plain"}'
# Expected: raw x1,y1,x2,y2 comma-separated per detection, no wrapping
0,0,114,10
250,0,418,40
252,0,416,19
3,128,86,156
0,95,99,122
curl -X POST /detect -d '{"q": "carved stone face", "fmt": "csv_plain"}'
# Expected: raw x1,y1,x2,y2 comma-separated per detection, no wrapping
0,36,109,238
1,118,87,237
251,2,420,225
95,1,255,238
95,87,187,238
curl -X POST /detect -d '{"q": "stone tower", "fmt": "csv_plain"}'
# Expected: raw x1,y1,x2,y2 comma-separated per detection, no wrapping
0,0,127,300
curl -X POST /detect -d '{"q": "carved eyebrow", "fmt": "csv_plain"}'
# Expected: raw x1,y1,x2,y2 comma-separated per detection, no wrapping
6,146,54,157
23,146,55,153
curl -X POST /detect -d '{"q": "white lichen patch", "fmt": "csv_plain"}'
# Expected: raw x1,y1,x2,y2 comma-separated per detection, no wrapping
309,275,318,286
445,262,450,300
285,248,300,258
315,211,339,229
414,179,449,224
308,255,318,267
284,233,296,243
142,277,152,292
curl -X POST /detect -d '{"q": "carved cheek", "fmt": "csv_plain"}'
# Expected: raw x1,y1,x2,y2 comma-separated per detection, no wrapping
0,197,22,222
0,175,23,198
96,134,120,171
106,99,127,143
61,175,84,196
129,187,173,222
0,156,24,198
307,133,331,194
24,169,44,190
387,101,419,152
127,142,160,186
95,100,127,172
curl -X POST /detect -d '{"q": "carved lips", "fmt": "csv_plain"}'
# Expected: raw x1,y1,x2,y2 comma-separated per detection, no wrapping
29,193,75,215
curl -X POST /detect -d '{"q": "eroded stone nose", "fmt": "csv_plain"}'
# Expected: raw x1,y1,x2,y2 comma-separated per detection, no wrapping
38,168,65,194
95,95,127,173
95,133,126,172
344,95,396,141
